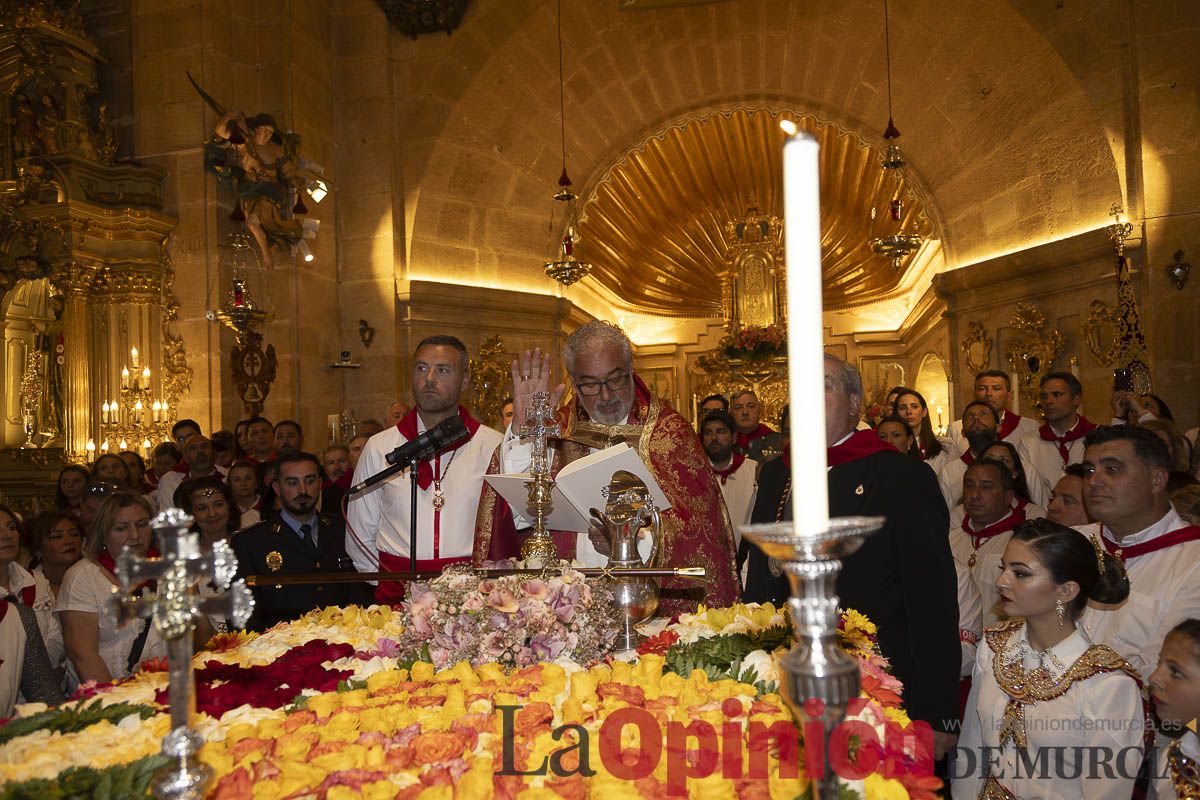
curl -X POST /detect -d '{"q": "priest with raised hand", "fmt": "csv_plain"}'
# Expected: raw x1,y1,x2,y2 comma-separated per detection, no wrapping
473,320,740,615
346,335,503,604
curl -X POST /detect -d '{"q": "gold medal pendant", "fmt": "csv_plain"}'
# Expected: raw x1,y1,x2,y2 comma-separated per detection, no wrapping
432,481,446,510
266,551,283,572
968,552,977,570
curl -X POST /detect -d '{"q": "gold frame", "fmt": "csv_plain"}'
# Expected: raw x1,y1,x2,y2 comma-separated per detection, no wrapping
961,321,993,376
1082,299,1121,366
1003,303,1064,405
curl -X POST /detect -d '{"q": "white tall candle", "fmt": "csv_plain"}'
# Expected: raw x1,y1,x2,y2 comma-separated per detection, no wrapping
781,126,829,532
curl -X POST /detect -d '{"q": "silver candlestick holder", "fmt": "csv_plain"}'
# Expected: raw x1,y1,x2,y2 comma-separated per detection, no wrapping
741,515,884,800
107,509,255,799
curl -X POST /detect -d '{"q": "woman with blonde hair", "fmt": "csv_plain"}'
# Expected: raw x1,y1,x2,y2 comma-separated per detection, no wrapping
56,492,165,686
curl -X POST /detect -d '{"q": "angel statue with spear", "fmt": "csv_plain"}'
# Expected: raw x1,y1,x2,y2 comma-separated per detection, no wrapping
193,72,320,268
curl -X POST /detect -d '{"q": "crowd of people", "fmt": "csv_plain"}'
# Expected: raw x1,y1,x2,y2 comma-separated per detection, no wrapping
1,323,1197,797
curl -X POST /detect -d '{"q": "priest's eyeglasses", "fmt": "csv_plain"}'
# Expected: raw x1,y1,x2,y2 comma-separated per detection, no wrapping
575,371,631,397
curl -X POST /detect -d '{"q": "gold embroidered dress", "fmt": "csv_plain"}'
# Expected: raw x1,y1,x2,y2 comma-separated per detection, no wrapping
953,619,1147,799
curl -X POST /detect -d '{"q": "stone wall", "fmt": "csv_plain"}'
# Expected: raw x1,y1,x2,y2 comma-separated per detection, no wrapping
80,0,1199,441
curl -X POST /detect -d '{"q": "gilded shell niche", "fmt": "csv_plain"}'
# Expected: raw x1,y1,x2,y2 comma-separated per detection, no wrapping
576,107,935,317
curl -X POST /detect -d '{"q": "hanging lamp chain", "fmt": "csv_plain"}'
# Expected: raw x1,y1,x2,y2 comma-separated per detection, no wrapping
556,0,570,187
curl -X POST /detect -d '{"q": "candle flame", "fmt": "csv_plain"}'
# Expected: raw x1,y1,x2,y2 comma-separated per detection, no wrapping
779,119,798,136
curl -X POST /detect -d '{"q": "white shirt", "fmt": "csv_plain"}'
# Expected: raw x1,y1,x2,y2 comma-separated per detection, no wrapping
955,558,982,678
938,456,970,511
237,508,261,529
711,456,757,550
0,603,26,718
56,558,166,684
1018,420,1089,504
500,427,653,567
346,418,503,570
949,411,1039,452
154,465,229,511
1149,729,1200,800
3,562,62,670
949,508,1018,631
1078,508,1200,679
954,623,1145,800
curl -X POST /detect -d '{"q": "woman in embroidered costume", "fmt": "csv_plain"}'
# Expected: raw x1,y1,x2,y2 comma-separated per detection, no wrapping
1148,619,1200,799
56,492,166,687
954,518,1148,799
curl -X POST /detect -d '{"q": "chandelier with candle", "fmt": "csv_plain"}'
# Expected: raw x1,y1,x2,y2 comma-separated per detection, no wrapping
542,0,591,287
89,346,174,462
207,231,272,339
868,0,924,272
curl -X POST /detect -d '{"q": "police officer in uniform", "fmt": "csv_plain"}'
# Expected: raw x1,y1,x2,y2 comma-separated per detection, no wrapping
233,451,370,631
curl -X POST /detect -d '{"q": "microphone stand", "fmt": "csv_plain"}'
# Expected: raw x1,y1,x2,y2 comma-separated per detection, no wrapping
410,465,418,577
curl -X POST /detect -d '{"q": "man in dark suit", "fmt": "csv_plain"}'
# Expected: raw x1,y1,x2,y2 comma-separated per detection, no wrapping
742,354,960,759
233,451,371,631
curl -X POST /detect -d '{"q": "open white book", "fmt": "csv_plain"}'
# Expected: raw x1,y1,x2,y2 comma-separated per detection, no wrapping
484,442,671,532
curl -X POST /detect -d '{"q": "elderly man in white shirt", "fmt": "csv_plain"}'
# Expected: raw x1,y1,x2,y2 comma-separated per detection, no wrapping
1077,425,1200,679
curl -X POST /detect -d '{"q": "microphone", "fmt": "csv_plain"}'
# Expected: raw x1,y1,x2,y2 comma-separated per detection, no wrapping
385,416,469,465
349,416,471,495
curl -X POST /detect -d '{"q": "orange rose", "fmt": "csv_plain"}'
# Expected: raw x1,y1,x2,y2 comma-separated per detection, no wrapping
514,701,554,735
411,731,466,764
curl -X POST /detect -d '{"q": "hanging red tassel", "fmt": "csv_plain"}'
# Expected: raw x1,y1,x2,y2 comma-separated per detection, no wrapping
292,195,308,215
227,125,245,145
230,199,246,221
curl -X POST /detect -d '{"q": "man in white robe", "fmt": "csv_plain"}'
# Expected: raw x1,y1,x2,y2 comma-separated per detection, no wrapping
1077,425,1200,679
1017,371,1097,504
699,410,757,549
947,369,1038,451
346,335,502,603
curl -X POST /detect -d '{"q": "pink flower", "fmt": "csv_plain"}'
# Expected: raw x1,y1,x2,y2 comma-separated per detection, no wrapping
486,589,519,613
478,579,496,595
462,592,485,612
521,579,549,600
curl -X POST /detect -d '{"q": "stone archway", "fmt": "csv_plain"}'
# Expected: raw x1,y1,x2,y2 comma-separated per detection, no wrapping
401,0,1122,298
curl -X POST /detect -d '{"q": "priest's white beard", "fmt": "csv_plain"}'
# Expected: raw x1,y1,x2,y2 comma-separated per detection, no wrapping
589,398,633,425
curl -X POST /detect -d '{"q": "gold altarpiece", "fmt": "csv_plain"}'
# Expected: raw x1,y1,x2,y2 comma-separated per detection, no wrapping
0,2,189,515
691,206,789,426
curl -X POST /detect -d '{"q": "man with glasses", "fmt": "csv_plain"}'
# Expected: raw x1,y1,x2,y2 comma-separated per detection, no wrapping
475,320,740,614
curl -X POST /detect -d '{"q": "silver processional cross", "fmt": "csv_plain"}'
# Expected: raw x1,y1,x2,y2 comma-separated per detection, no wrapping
107,508,254,800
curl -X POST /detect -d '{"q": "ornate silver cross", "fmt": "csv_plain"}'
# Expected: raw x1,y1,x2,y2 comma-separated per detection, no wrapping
107,508,254,799
519,391,561,565
520,390,561,476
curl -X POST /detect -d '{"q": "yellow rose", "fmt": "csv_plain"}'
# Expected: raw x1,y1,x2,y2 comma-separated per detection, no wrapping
366,669,405,693
864,774,910,800
305,692,341,719
411,661,435,682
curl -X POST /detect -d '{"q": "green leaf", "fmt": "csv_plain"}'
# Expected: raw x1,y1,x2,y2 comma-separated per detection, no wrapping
0,754,171,800
0,699,158,746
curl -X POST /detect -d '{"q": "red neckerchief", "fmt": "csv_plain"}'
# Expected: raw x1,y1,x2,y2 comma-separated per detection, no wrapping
1100,525,1200,562
735,423,774,451
19,585,35,606
998,411,1023,440
711,452,747,485
960,450,976,466
396,406,482,490
827,429,896,467
97,547,161,576
172,459,190,474
962,507,1026,551
1038,416,1097,464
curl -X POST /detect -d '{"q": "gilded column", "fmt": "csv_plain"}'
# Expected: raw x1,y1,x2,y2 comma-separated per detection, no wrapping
53,262,97,461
